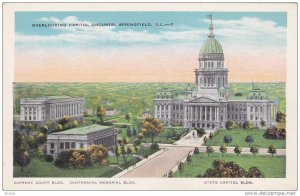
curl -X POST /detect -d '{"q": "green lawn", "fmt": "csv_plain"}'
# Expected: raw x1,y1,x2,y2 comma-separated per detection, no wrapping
118,127,187,144
174,153,286,178
14,157,121,177
205,128,285,148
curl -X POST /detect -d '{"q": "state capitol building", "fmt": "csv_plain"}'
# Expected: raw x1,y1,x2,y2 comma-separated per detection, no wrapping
154,18,277,130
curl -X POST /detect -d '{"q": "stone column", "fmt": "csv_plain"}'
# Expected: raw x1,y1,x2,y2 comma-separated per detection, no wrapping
154,105,157,118
184,105,187,120
159,105,162,118
209,106,212,122
215,107,217,121
195,106,198,121
200,106,202,121
204,106,207,121
216,107,219,121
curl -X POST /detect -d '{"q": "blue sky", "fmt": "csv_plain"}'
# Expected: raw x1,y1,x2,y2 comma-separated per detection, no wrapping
14,11,287,83
15,11,287,48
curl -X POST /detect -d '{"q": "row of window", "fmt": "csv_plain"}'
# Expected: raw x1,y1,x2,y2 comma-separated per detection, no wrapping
200,61,224,69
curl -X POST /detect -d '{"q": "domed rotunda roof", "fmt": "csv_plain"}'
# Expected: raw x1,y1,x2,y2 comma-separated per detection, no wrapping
200,38,223,54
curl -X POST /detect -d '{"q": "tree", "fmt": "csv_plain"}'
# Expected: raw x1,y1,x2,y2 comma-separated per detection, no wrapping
194,147,200,154
243,121,253,129
137,132,144,141
225,121,237,130
206,146,214,157
28,135,38,149
260,119,266,127
96,105,106,123
132,127,137,136
250,146,259,156
126,127,132,137
56,124,63,132
219,145,227,156
276,111,286,122
14,131,30,172
245,135,254,146
203,136,208,144
268,145,277,157
127,147,133,154
167,170,173,178
87,145,108,164
187,154,192,165
37,132,47,144
120,145,127,162
202,160,264,178
209,132,214,139
142,117,163,143
73,120,79,127
133,139,141,146
223,135,233,146
125,113,131,122
178,161,184,175
114,146,119,163
234,146,242,156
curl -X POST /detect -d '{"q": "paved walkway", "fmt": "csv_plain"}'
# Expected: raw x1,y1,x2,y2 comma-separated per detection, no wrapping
119,146,193,178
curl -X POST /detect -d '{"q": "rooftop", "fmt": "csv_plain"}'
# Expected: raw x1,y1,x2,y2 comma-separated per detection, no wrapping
51,124,112,135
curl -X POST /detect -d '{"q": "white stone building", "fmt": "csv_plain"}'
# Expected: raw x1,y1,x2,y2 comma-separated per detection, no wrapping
47,124,118,157
20,95,84,125
154,18,277,130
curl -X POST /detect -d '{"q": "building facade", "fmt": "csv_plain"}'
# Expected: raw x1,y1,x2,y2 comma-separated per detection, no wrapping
47,124,118,157
20,96,84,125
154,18,277,130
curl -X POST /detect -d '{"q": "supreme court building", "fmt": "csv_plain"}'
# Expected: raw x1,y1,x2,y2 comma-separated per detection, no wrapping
154,18,277,130
20,95,84,125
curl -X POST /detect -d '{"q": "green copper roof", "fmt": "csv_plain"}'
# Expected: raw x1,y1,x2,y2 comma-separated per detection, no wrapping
200,38,223,54
51,124,111,135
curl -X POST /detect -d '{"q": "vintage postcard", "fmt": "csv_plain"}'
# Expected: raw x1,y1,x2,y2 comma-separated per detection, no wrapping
2,2,298,191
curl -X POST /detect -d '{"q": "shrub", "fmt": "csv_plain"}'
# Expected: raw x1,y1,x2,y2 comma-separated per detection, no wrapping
243,121,253,129
133,139,141,146
37,149,45,158
206,146,214,157
203,160,263,178
195,128,206,137
234,92,243,96
150,143,159,151
167,170,173,178
225,121,237,130
70,150,92,169
219,145,227,156
250,146,259,156
245,135,254,146
209,132,214,139
268,145,277,157
234,146,242,156
28,135,38,149
45,155,54,162
263,127,286,139
87,145,108,164
54,151,73,168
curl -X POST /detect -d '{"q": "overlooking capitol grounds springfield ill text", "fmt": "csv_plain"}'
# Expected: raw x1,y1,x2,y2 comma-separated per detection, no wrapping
13,11,287,179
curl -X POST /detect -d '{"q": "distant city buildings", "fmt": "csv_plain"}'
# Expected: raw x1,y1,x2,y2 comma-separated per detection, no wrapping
154,17,277,129
47,124,118,157
20,95,84,125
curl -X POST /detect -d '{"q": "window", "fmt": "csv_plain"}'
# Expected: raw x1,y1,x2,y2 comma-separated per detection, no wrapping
80,143,84,148
71,143,76,149
65,142,70,149
50,143,54,149
60,143,64,149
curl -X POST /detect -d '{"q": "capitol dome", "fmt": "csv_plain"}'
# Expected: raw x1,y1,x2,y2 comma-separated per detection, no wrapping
200,38,223,54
